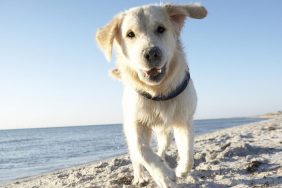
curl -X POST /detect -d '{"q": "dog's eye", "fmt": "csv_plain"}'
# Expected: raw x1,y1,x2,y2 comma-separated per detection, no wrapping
156,26,166,34
126,31,135,38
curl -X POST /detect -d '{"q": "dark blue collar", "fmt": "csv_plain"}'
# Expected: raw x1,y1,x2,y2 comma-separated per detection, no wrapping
138,71,190,101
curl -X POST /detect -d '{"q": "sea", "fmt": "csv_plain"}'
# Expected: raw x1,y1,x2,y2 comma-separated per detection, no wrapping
0,117,265,185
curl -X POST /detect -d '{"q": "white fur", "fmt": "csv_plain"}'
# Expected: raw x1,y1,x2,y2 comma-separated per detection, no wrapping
96,4,207,188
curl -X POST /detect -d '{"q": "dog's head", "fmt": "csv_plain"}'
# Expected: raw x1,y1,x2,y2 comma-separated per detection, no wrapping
96,4,207,85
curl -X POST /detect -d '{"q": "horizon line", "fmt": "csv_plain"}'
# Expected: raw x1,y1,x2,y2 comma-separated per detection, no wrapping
0,114,268,131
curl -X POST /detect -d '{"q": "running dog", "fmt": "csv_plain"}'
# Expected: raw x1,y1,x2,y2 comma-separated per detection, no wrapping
96,4,207,187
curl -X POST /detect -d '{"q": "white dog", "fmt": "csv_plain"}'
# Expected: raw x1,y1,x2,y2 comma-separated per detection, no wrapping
96,4,207,188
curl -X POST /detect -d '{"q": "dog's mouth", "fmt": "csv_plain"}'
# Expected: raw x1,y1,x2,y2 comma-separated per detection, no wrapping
141,64,166,83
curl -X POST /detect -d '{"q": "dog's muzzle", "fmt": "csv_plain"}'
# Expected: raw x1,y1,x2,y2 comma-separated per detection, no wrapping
143,46,162,66
141,46,166,83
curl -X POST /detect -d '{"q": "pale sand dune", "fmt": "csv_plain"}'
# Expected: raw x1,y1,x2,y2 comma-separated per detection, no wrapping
2,114,282,188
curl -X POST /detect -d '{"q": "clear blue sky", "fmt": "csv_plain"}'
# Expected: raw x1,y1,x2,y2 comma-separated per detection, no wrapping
0,0,281,129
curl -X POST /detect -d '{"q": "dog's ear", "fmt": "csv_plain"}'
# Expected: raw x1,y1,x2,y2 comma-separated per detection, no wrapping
164,4,207,30
96,14,123,61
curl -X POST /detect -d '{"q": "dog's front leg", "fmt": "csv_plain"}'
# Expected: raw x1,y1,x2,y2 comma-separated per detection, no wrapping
173,120,194,178
124,122,177,188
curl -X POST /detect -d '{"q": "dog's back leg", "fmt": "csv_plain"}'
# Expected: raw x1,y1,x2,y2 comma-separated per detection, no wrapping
154,127,171,159
173,120,194,178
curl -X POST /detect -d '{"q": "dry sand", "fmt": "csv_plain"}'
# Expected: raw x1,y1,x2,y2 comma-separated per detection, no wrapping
2,114,282,188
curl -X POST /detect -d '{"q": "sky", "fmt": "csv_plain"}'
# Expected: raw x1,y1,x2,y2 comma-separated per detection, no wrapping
0,0,281,129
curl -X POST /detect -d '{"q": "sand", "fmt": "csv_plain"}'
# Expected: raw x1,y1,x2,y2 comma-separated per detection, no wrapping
2,114,282,188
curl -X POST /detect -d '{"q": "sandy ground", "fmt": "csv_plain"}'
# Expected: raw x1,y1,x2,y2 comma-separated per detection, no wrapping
2,114,282,188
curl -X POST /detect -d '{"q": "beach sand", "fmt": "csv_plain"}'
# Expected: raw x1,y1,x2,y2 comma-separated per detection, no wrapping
2,114,282,188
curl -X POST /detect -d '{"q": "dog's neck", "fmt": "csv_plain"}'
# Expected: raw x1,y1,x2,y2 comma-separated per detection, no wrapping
120,48,189,98
137,71,190,101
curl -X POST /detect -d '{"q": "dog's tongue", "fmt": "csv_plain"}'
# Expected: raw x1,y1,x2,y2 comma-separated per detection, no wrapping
145,68,161,77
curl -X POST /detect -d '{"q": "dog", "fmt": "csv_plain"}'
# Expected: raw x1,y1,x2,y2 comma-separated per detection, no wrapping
96,4,207,188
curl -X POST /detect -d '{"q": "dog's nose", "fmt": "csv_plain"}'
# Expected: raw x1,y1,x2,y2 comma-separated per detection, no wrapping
143,47,162,64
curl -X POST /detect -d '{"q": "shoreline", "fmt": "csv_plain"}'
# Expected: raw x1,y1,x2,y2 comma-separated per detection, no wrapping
2,114,282,188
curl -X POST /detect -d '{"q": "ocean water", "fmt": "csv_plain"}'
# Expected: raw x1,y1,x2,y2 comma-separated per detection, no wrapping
0,117,264,184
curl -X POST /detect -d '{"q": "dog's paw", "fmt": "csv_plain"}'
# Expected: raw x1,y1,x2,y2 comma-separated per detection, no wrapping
175,159,193,178
175,165,192,178
132,176,148,186
153,167,177,188
155,177,178,188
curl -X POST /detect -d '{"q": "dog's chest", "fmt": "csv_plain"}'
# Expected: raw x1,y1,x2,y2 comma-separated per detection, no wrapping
138,100,177,126
123,86,193,126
